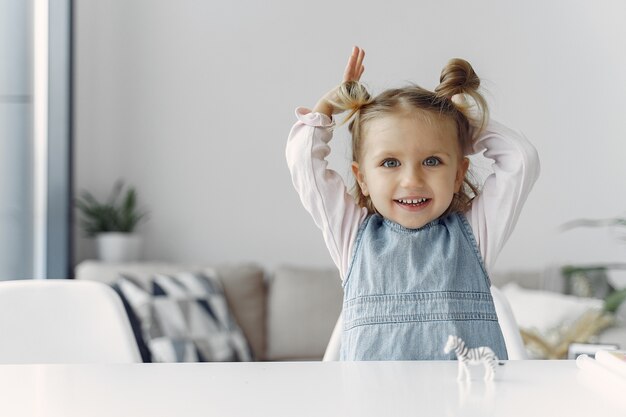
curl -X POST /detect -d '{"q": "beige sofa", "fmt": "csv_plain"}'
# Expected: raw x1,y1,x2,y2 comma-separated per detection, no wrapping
75,261,343,361
76,261,626,361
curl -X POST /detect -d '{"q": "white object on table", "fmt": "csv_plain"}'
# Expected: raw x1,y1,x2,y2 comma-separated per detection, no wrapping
443,335,499,381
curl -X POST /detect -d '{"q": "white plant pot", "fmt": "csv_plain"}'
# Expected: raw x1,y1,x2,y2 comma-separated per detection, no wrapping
96,232,142,263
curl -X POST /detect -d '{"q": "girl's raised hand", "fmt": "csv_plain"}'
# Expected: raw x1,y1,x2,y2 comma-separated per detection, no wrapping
343,46,365,83
313,46,366,117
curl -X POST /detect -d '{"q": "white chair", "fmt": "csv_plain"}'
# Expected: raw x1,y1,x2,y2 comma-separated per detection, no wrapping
323,313,341,361
0,279,141,363
323,287,527,361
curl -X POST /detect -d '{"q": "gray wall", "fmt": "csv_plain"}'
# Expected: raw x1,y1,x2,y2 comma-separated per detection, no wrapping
74,0,626,274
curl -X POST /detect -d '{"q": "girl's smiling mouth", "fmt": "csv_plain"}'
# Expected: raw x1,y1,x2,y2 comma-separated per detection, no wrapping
394,198,431,210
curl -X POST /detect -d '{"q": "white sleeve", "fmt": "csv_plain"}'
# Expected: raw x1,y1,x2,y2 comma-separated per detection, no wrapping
286,107,368,279
466,119,541,273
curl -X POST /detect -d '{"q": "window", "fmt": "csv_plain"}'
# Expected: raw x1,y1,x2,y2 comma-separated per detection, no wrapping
0,0,71,279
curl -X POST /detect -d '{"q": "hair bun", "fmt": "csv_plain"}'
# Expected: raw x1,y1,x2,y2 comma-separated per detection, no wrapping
435,58,480,98
328,80,372,123
435,58,488,134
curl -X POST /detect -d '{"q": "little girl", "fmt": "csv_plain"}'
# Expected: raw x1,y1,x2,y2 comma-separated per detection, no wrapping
286,46,540,361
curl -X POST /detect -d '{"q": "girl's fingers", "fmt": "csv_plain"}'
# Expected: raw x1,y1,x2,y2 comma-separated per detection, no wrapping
343,46,365,82
354,48,365,79
343,47,359,81
343,58,354,81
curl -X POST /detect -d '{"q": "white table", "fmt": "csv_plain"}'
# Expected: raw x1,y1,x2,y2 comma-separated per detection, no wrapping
0,360,622,417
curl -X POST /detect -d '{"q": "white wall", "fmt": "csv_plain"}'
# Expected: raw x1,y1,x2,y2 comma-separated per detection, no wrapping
74,0,626,275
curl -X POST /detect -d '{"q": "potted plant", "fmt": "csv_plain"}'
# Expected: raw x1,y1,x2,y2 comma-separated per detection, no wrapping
75,180,148,262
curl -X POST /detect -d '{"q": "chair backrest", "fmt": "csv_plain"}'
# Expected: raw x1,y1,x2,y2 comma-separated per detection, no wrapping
322,312,342,361
0,279,141,363
323,287,528,361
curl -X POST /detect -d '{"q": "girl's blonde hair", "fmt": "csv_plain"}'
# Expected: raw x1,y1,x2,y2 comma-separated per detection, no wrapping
329,58,488,216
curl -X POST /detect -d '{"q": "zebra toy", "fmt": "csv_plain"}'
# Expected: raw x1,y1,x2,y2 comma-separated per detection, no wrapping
443,335,498,381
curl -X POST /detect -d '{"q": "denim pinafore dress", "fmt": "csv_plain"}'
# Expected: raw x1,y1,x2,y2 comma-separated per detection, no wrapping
340,212,508,361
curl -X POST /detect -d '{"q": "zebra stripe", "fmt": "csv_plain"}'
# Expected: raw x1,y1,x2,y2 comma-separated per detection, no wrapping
444,335,499,380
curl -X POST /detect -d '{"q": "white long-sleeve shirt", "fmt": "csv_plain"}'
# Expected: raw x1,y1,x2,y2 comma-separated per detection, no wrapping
286,107,540,359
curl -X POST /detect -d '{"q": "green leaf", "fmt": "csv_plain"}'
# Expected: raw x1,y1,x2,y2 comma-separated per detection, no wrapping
605,289,626,313
74,180,148,236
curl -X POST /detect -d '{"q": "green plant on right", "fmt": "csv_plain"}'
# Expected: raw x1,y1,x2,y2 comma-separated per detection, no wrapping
75,180,148,237
561,215,626,313
560,217,626,240
605,289,626,313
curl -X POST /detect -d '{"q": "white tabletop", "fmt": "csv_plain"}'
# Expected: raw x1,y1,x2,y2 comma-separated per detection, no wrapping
0,360,623,417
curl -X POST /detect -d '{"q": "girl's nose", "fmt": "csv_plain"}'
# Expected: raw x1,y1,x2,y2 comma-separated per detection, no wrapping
400,166,424,188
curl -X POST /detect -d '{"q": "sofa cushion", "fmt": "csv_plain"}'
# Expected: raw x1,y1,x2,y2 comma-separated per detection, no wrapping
210,264,267,361
501,282,604,334
75,261,267,361
266,265,343,360
116,271,252,362
501,282,613,359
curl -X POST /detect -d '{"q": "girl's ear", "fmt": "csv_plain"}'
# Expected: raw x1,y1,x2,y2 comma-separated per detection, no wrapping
455,157,470,192
351,162,369,196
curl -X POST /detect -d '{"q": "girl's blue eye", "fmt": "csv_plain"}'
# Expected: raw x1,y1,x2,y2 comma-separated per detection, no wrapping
423,157,441,167
382,159,400,168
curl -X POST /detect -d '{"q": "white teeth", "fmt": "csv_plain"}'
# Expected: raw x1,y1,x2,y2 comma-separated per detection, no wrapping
398,198,427,204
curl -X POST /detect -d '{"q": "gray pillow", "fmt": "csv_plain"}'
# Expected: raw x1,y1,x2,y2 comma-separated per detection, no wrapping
266,265,343,360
